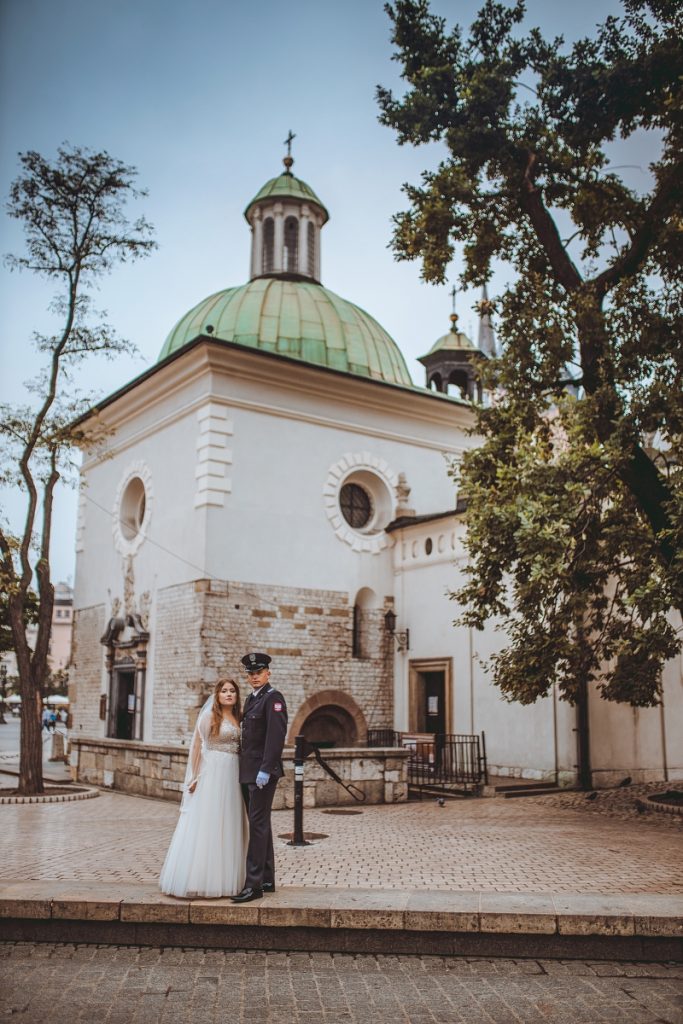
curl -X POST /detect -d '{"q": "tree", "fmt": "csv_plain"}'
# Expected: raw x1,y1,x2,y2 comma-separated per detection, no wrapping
378,0,682,778
0,145,155,794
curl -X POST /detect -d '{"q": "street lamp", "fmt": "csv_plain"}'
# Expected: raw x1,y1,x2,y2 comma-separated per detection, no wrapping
384,610,410,652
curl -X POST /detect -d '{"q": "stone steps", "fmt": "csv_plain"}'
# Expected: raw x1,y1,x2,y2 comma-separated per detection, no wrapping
1,881,680,962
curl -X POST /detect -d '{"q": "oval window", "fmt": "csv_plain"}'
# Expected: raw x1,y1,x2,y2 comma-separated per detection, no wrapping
120,477,146,541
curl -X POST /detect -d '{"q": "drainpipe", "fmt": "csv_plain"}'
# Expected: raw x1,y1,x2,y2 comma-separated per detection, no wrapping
552,680,559,787
468,626,475,734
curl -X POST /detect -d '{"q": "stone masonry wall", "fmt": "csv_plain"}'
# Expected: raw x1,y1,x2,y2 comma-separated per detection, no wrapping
72,737,409,807
153,578,395,748
69,604,106,739
71,737,187,800
153,581,208,745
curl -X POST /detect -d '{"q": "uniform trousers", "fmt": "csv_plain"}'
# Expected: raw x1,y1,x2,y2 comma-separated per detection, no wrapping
244,778,277,889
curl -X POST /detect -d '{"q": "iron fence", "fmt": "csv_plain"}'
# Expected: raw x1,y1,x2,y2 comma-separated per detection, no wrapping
367,730,488,795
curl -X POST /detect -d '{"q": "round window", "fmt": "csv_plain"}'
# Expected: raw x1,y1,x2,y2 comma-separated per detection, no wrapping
425,537,433,555
340,482,372,530
120,477,146,541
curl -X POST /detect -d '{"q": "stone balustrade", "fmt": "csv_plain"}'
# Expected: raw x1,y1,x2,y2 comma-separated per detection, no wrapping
70,738,409,807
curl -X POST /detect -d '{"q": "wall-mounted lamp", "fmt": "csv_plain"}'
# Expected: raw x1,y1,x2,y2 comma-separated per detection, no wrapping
384,609,410,652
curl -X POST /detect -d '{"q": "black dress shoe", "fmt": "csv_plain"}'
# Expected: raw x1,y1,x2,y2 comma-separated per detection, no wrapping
263,882,275,893
230,887,263,903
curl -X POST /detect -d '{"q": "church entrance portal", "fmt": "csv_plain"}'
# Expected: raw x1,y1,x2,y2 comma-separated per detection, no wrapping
408,659,452,734
109,668,136,740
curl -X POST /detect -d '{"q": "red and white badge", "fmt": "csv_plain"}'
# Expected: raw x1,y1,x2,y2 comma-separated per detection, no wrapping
273,702,283,712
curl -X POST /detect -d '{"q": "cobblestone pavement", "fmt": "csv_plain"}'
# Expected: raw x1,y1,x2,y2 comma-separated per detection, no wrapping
1,790,681,894
524,782,683,827
1,943,681,1024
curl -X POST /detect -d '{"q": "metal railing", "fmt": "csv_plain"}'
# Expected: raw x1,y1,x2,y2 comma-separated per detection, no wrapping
367,730,488,795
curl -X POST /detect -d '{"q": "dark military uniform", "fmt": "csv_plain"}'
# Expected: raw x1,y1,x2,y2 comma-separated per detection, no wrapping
239,677,288,891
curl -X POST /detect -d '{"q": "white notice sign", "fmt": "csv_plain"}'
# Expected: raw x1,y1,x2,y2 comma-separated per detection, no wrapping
428,696,438,716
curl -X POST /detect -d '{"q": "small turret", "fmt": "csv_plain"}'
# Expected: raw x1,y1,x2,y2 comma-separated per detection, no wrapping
244,133,329,284
418,288,488,401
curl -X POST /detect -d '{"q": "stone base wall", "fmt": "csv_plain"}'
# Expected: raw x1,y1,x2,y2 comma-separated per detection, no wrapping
152,578,395,748
489,764,578,787
71,738,409,807
273,748,409,809
72,737,188,800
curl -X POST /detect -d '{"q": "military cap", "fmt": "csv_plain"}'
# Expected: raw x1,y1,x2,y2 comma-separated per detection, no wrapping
241,652,272,673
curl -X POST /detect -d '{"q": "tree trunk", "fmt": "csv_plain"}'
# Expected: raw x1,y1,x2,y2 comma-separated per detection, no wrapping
575,675,592,791
9,596,45,795
18,679,44,795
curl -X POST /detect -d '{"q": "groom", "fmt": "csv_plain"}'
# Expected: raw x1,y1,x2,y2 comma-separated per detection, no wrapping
231,652,288,903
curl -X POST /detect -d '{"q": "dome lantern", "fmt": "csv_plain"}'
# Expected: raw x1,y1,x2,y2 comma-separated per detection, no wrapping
418,287,488,402
244,135,329,284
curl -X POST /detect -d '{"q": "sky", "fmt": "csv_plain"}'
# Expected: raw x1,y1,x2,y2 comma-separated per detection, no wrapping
0,0,641,585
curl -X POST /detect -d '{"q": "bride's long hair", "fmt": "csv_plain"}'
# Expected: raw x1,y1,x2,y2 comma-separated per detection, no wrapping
209,677,242,738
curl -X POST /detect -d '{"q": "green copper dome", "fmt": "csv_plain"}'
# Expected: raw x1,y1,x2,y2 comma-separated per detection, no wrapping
244,172,329,223
159,278,413,386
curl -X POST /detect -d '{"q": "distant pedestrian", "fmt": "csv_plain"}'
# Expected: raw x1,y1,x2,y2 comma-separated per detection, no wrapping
49,710,57,731
41,708,50,731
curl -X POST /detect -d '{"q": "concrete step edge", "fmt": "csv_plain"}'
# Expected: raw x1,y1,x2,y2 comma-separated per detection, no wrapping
0,887,681,939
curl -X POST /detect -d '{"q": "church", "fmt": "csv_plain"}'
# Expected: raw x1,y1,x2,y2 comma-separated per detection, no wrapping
69,151,682,794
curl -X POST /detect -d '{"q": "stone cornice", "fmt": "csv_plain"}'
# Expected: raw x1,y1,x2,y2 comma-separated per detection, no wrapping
79,338,477,468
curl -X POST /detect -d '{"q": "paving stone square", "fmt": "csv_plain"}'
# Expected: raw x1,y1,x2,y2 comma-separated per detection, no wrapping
1,944,682,1024
0,788,681,895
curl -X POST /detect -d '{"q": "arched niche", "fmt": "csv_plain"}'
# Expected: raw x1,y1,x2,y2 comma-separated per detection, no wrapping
288,689,367,748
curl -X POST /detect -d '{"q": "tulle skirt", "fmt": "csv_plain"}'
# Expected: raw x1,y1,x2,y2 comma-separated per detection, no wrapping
159,750,248,898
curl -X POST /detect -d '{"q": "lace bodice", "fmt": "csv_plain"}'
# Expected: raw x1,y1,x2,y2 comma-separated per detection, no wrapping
204,719,241,754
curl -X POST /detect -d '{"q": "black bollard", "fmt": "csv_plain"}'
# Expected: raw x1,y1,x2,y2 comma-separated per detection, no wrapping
287,734,310,847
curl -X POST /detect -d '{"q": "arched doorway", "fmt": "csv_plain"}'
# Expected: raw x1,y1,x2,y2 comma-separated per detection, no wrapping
288,689,367,748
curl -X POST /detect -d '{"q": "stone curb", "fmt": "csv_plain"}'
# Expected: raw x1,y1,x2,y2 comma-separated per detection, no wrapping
0,884,681,941
0,787,99,806
647,797,683,817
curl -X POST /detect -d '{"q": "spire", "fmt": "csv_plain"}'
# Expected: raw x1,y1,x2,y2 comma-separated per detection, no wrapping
477,283,497,358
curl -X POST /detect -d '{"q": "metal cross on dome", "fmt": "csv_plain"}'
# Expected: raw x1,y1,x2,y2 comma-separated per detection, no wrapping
284,130,296,157
450,284,459,327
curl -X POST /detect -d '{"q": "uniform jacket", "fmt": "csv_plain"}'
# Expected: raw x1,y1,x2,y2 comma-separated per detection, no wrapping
239,684,288,784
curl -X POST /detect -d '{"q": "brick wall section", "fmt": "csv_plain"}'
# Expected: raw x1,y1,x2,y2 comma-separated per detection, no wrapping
69,604,106,738
153,582,208,745
71,737,409,806
152,578,395,749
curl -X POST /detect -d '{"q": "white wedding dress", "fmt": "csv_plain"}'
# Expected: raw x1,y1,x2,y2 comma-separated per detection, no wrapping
160,717,248,898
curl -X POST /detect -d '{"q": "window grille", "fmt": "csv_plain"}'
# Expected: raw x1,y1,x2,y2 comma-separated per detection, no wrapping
307,222,315,277
340,483,372,529
352,604,362,658
284,216,299,273
262,217,274,274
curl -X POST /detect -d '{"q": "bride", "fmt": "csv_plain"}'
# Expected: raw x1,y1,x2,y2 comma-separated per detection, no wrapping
160,678,248,898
